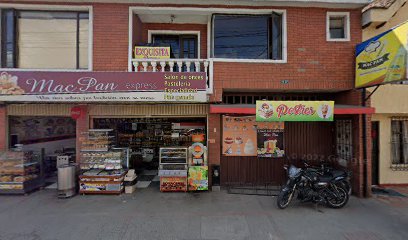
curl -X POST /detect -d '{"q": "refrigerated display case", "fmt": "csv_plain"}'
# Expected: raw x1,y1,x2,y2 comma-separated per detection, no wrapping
158,147,188,192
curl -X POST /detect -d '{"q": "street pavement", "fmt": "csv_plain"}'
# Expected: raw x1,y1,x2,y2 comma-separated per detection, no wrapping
0,186,407,240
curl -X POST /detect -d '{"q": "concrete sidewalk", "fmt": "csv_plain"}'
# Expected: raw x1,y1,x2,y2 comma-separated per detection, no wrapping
0,186,407,240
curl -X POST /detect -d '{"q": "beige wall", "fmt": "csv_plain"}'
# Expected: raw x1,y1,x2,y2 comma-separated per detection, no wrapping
364,2,408,184
363,0,408,40
370,85,408,114
372,114,408,184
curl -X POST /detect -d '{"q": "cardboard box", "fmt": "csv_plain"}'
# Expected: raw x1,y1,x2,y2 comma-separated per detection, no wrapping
125,184,136,194
124,169,137,182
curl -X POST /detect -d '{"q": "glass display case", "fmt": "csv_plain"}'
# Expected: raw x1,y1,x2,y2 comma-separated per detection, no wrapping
159,147,188,192
0,151,44,194
79,129,128,195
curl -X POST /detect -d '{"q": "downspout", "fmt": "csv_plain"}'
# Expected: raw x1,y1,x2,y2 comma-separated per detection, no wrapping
362,89,368,197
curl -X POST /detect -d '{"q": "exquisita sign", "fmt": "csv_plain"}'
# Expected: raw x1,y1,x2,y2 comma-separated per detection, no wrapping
134,46,171,59
256,101,334,122
0,71,206,102
355,20,408,88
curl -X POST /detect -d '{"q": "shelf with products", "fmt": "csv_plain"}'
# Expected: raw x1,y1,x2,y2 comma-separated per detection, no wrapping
79,129,128,195
159,147,188,192
0,151,44,194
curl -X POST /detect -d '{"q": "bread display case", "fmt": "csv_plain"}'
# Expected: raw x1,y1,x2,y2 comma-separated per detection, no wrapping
0,151,44,194
79,129,129,195
158,147,188,192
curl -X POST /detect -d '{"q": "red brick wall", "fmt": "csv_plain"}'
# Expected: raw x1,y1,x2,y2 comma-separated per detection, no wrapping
211,8,362,102
93,4,130,71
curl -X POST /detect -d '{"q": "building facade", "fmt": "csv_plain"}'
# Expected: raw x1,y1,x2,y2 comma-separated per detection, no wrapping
363,0,408,185
0,0,373,196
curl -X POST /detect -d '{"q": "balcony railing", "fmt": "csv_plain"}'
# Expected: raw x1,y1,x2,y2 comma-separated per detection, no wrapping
131,58,213,93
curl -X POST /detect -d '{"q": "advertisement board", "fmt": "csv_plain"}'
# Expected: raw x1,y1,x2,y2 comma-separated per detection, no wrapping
355,21,408,88
257,126,284,158
0,71,206,102
134,46,171,59
188,166,208,191
256,101,334,122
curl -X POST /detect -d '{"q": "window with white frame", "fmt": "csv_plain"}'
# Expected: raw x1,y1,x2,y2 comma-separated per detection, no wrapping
212,12,285,60
391,119,408,167
326,12,350,41
1,9,90,69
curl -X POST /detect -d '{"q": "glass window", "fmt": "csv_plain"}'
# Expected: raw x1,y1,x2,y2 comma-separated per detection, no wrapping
152,34,197,59
1,10,89,69
391,120,408,165
213,13,283,60
327,12,349,41
329,17,345,39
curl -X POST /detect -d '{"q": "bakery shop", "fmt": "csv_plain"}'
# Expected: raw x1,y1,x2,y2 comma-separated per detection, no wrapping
0,71,209,195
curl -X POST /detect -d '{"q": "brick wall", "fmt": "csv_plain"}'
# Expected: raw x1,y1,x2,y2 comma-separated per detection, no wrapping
93,4,130,71
211,8,362,102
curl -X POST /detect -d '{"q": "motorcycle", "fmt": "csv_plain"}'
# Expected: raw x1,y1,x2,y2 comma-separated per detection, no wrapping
304,162,352,196
277,164,349,209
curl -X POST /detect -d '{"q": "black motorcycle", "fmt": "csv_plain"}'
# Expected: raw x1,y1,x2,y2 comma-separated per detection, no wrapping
277,164,349,209
304,162,352,196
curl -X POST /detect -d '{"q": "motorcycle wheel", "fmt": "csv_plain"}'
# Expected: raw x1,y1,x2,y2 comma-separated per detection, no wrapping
277,190,294,209
326,185,349,209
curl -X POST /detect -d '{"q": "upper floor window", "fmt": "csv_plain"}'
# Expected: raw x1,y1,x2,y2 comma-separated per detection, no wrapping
327,12,350,41
1,9,89,69
212,13,284,60
152,34,197,59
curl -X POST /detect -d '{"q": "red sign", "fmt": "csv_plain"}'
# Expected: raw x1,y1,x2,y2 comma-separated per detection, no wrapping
0,71,207,102
71,107,82,120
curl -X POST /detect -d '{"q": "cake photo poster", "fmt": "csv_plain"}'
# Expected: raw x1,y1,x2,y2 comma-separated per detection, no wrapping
222,116,257,156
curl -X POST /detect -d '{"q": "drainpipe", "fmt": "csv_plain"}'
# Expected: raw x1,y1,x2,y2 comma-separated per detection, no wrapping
362,89,368,197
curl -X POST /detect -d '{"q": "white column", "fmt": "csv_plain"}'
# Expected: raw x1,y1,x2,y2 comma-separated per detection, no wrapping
177,61,183,72
151,61,157,72
160,61,166,72
195,61,200,72
185,61,191,72
142,62,148,72
169,61,175,72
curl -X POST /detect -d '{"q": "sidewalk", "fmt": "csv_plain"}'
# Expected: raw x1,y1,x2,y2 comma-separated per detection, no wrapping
0,186,407,240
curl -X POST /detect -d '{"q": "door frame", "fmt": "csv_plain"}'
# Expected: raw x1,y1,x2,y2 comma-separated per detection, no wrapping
371,121,380,186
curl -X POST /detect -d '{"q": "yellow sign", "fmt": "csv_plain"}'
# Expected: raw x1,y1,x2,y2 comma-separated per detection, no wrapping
134,46,170,59
355,21,408,88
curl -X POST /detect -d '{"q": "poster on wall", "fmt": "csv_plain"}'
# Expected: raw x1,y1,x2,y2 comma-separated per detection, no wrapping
257,124,284,158
9,117,76,144
256,101,334,122
355,21,408,88
222,116,257,156
188,166,208,191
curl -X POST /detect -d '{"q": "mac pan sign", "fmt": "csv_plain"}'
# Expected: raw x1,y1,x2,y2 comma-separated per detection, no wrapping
0,71,207,102
355,21,408,88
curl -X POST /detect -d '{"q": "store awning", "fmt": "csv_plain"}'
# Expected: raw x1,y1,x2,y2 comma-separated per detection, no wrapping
209,104,375,115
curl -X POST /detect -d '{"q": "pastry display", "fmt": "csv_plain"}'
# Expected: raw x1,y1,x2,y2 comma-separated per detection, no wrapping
0,150,41,193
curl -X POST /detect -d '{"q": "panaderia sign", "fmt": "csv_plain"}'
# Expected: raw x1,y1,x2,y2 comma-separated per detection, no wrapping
0,71,207,102
256,101,334,122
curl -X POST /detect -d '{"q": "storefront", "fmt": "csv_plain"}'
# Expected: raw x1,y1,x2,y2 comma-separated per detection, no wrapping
210,99,375,195
0,70,209,194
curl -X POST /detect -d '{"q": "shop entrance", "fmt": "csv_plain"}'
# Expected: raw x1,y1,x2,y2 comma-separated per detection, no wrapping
6,116,76,190
92,117,207,189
